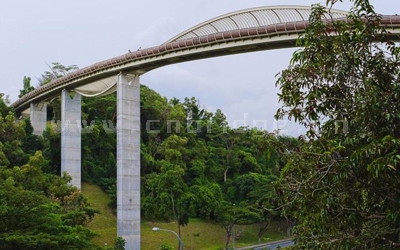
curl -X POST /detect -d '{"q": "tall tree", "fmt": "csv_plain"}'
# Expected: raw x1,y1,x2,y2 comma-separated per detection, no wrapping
0,98,27,167
19,76,35,98
215,201,260,250
38,62,79,86
0,152,99,250
142,135,191,250
275,1,400,248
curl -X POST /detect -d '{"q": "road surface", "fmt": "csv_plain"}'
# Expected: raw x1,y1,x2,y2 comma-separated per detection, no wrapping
238,239,294,250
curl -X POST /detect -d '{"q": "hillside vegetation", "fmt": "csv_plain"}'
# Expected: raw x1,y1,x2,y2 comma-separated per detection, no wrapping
23,63,294,250
4,72,293,249
82,182,287,250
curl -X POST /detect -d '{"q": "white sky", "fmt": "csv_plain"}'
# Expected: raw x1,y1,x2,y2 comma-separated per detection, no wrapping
0,1,397,136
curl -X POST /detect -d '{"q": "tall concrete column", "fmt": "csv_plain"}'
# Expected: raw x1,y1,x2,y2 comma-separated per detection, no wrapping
30,102,47,135
117,73,140,249
61,90,82,189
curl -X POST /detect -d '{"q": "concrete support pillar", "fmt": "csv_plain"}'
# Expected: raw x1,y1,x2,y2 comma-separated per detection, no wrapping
61,90,81,189
117,73,140,249
30,102,47,135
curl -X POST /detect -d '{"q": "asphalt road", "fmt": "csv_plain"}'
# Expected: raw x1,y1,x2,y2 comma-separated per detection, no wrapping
238,239,294,250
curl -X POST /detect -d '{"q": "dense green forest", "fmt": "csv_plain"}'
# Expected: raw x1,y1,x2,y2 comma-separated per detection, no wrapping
0,96,101,250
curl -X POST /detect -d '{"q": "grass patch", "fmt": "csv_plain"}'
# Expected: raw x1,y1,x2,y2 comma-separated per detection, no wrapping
82,182,117,247
143,219,288,250
143,219,225,250
82,183,289,249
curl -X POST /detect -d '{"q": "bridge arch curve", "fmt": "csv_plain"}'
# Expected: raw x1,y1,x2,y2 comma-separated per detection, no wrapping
165,5,348,43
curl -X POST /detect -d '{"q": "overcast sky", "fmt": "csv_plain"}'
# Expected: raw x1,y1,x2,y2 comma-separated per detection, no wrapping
0,1,397,136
